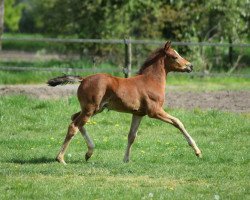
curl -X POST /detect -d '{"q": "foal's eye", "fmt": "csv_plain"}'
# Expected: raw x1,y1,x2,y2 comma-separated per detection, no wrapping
172,56,178,60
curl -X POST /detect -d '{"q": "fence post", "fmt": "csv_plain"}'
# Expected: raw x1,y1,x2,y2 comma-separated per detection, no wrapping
123,37,132,78
0,0,4,51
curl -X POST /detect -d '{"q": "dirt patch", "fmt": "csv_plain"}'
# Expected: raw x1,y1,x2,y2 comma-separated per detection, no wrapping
0,84,249,113
165,90,250,113
0,84,77,99
0,50,75,62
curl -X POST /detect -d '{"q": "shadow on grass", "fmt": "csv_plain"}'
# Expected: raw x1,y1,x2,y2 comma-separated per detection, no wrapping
9,157,55,164
8,157,87,165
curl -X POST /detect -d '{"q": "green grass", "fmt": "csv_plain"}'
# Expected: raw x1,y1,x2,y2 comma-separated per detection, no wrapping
0,71,63,84
0,60,124,84
0,95,249,199
0,69,249,91
0,58,249,90
0,59,99,69
167,74,250,91
1,32,250,89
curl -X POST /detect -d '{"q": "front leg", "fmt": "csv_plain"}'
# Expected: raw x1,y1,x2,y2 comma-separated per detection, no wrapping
150,109,202,157
123,115,143,163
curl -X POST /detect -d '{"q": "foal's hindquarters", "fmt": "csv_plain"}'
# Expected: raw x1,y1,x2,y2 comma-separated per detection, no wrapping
56,82,102,164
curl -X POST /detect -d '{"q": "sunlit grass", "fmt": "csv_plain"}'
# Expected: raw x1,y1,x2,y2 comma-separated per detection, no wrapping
0,95,249,199
0,69,249,91
167,74,250,91
0,56,249,90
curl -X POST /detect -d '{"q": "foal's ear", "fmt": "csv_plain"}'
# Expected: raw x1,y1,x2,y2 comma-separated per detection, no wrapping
164,41,171,51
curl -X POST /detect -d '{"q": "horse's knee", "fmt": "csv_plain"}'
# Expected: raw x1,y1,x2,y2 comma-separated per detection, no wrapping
147,110,161,118
128,133,136,143
147,110,155,118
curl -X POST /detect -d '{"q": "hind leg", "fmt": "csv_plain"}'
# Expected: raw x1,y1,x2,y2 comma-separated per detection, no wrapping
56,108,94,164
71,111,81,121
71,111,95,161
79,127,95,161
56,121,79,165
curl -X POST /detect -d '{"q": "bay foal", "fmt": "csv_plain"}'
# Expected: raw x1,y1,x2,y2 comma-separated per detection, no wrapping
48,41,202,164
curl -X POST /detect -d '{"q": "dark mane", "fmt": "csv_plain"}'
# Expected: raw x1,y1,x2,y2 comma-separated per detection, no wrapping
138,47,165,75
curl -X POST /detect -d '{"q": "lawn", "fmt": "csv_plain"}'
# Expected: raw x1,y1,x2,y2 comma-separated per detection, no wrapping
0,69,250,91
0,95,249,199
1,53,250,90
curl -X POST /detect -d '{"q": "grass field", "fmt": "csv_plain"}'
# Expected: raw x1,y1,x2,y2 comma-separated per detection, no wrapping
0,95,249,199
1,55,250,90
0,70,250,91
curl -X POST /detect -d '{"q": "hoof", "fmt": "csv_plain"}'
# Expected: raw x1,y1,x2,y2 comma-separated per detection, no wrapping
123,158,130,163
85,153,91,161
56,157,67,165
195,152,202,158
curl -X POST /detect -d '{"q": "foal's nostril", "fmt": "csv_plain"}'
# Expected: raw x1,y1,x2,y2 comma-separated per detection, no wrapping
185,63,193,73
186,63,193,69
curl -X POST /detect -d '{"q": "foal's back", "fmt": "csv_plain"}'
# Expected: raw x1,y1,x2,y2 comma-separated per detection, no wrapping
77,73,165,115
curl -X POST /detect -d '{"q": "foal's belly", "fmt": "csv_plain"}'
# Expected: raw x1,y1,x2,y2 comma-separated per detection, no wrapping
109,98,140,112
101,95,144,115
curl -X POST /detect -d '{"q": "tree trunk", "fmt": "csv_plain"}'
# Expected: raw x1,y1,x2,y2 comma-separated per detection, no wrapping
228,36,233,68
0,0,4,51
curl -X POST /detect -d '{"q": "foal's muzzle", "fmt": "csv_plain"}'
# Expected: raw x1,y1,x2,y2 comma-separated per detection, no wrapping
185,63,193,73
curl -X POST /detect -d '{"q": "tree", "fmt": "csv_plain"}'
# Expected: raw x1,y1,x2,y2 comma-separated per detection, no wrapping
30,0,163,61
6,0,249,71
159,1,249,72
4,0,24,31
0,0,4,50
19,0,57,33
37,0,162,39
206,0,249,70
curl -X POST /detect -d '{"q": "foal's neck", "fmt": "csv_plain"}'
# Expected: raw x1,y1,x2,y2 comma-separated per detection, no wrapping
142,58,166,83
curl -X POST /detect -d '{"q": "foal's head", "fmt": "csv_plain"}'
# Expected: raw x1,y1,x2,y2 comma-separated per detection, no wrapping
163,41,193,73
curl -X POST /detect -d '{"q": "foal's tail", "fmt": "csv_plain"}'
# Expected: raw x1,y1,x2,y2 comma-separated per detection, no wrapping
47,75,83,87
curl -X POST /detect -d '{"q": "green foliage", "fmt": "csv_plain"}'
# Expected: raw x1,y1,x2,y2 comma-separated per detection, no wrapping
0,96,249,199
6,1,250,42
4,0,24,31
3,1,250,72
27,0,162,39
2,33,68,52
207,0,249,42
159,0,250,71
18,0,56,33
